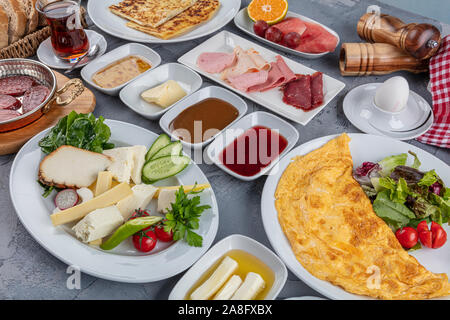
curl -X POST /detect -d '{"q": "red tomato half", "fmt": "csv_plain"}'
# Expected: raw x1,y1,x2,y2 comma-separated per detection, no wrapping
133,230,157,253
395,227,418,249
431,222,447,249
154,225,173,242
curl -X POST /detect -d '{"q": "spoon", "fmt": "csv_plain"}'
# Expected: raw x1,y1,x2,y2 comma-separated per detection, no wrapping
65,44,99,74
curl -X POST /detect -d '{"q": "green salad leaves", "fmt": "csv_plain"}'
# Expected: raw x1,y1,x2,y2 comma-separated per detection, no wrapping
39,111,114,154
163,185,211,247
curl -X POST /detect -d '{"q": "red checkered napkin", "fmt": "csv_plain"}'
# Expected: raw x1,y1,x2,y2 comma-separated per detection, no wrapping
416,35,450,148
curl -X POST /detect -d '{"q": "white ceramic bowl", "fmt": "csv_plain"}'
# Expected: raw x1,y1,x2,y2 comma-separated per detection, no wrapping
205,111,299,181
168,234,288,300
81,43,161,95
159,86,248,148
119,63,203,120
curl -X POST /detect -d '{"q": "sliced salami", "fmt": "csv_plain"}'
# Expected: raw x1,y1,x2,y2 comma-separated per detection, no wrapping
0,94,21,110
0,76,35,96
0,109,20,121
22,85,50,113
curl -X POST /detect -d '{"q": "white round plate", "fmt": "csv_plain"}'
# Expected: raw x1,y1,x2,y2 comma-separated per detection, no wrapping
88,0,241,44
343,83,434,140
261,133,450,300
10,120,219,283
37,30,107,70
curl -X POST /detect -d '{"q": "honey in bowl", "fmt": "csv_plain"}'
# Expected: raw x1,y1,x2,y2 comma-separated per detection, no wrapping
185,249,275,300
92,55,151,89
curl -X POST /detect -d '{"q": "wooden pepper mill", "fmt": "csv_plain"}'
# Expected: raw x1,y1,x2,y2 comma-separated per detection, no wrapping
339,43,429,76
357,7,441,60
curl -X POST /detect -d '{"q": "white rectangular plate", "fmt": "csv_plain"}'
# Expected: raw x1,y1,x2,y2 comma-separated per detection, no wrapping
233,8,340,59
178,31,345,125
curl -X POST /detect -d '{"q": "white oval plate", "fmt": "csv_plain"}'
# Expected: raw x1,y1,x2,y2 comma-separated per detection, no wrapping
9,120,219,283
37,30,107,69
178,31,345,126
88,0,241,43
120,63,203,120
261,133,450,300
343,83,434,140
234,8,340,59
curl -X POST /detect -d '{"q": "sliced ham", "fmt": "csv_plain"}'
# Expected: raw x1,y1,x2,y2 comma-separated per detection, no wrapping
311,72,324,108
295,21,338,53
0,75,34,96
22,85,50,114
248,56,296,92
221,46,269,80
0,109,20,121
282,74,312,110
197,52,236,73
228,70,269,92
274,17,307,36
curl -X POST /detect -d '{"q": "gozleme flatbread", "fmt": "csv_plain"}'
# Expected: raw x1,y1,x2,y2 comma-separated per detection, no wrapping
275,133,450,299
126,0,220,40
109,0,198,28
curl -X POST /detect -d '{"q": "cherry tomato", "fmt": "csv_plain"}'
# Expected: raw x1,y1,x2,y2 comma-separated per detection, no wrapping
417,220,429,234
253,20,269,37
283,32,301,48
431,222,447,249
133,229,157,252
154,224,173,242
395,227,418,249
265,26,283,43
129,209,150,220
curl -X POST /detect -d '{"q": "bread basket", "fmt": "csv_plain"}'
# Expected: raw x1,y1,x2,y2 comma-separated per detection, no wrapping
0,59,84,132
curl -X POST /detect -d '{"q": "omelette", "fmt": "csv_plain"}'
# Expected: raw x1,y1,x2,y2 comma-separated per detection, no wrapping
275,133,450,299
109,0,198,28
126,0,220,40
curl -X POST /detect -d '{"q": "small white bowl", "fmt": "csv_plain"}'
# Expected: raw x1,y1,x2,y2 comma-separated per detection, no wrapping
81,43,161,96
159,86,248,149
205,111,299,181
168,234,288,300
119,63,203,120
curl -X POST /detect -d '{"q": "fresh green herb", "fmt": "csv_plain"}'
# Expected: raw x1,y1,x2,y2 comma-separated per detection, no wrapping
408,151,421,169
418,170,438,187
378,153,407,176
38,111,114,154
163,184,211,247
372,190,415,229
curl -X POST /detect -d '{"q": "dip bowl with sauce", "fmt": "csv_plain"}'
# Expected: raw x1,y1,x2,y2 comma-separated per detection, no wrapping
159,86,248,148
206,112,299,181
81,43,161,95
168,234,287,300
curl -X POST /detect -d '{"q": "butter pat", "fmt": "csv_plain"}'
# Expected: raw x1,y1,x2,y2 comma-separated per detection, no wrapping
141,80,186,108
72,206,124,243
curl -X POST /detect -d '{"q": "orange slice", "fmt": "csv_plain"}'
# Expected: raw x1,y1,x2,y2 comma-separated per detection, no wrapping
247,0,288,25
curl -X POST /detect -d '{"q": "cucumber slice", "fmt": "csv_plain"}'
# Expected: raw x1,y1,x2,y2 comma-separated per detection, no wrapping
142,155,190,183
150,141,183,160
145,134,171,161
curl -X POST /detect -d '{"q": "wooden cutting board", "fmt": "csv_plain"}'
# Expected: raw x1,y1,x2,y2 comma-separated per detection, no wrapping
0,71,96,155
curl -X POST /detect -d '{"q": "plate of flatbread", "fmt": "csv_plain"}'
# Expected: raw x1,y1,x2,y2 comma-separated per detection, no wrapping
261,133,450,300
88,0,241,43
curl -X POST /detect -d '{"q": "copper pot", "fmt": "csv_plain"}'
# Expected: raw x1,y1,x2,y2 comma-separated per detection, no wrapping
0,58,84,132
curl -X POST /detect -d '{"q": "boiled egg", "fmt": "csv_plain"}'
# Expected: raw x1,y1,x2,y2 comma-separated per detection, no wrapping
374,76,409,113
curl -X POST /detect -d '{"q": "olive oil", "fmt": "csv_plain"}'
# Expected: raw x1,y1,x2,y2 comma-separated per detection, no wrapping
185,249,275,300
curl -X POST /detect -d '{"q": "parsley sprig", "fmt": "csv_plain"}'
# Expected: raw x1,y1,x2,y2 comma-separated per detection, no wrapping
163,184,211,247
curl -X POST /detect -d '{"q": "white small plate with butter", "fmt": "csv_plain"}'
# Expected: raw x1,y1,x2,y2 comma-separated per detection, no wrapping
9,120,219,283
120,63,203,120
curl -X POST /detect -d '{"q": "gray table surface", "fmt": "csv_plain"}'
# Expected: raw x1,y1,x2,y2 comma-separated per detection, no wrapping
1,0,449,300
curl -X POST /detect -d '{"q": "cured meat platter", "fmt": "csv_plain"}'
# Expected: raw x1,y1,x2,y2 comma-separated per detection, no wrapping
178,31,345,125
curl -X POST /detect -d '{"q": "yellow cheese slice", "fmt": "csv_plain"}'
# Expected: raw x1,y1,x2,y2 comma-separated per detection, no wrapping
94,171,113,196
50,183,132,226
153,184,211,198
89,238,102,246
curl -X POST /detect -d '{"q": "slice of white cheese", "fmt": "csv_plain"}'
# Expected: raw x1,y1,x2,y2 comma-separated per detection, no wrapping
213,275,243,300
141,80,186,108
103,147,135,183
130,145,147,185
157,189,178,213
116,184,158,220
191,256,238,300
230,272,265,300
72,206,124,243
